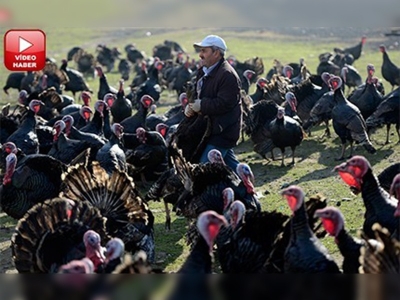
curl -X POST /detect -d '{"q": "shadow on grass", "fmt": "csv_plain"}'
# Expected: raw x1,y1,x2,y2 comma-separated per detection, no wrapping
153,216,186,271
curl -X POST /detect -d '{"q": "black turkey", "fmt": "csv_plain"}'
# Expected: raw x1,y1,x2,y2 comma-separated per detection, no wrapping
329,76,376,160
334,36,366,61
48,120,91,165
110,79,132,124
348,64,384,120
314,206,363,273
366,87,399,144
334,155,398,238
280,185,341,273
3,72,25,94
95,66,118,101
379,44,400,91
96,123,126,175
6,100,42,155
269,107,305,166
96,44,120,72
60,59,92,98
125,127,169,183
1,152,66,219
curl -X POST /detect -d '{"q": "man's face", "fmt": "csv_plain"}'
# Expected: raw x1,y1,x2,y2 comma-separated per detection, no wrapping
198,47,220,68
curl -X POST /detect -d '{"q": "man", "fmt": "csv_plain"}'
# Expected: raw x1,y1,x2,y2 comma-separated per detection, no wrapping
185,34,242,172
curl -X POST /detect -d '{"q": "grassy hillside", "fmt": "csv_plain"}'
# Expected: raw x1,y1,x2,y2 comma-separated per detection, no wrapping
0,28,399,273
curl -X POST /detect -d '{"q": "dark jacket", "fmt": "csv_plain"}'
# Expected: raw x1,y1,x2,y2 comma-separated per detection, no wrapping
197,58,242,148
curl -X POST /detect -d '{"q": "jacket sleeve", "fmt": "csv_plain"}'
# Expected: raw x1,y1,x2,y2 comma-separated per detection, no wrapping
200,72,241,116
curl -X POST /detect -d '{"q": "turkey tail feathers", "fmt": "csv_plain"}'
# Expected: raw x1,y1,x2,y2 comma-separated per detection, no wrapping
359,223,400,274
11,198,107,273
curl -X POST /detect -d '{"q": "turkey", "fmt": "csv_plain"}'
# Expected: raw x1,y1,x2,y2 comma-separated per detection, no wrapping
334,36,366,61
263,193,329,273
130,60,148,89
280,185,341,273
281,91,302,124
269,107,305,166
379,44,400,91
96,44,120,72
48,120,91,165
167,55,194,98
80,100,107,136
125,44,145,65
96,123,126,175
73,48,96,77
95,66,118,101
120,95,154,134
0,152,67,219
366,87,399,144
11,198,108,273
245,99,280,159
118,58,131,81
177,210,227,274
60,59,92,98
314,206,363,273
110,79,132,124
288,74,330,124
3,72,25,94
6,100,42,155
216,200,289,273
334,155,398,238
0,141,25,171
341,65,362,95
249,77,268,104
134,60,164,104
302,73,335,137
67,46,83,61
125,127,169,183
329,76,376,160
166,211,227,300
171,145,261,219
62,115,107,161
240,69,256,94
348,64,384,120
60,161,155,262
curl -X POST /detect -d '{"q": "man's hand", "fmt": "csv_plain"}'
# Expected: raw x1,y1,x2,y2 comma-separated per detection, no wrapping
192,99,201,112
184,104,195,117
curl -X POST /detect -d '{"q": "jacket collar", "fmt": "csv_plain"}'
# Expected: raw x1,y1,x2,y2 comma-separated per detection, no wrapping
198,58,225,78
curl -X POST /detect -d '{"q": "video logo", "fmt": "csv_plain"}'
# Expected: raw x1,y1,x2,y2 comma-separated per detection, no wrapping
4,29,46,71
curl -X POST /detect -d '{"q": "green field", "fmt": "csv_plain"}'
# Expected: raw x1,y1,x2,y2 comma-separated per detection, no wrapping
0,28,399,273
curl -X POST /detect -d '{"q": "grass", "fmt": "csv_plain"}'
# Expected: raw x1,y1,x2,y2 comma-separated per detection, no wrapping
0,28,399,273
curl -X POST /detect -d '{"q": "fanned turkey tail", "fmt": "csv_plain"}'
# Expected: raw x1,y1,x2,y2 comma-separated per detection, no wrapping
11,198,107,273
359,223,400,274
60,162,155,262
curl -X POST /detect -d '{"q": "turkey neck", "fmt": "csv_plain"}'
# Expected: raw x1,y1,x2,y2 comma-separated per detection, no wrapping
178,235,212,274
291,203,313,239
22,110,36,130
333,88,346,104
336,228,359,256
361,168,394,213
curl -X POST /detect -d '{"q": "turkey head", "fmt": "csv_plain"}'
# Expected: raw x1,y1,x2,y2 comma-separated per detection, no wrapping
333,155,370,193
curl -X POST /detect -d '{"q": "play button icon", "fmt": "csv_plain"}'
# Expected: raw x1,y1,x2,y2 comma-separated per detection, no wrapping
4,29,46,71
19,36,33,53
